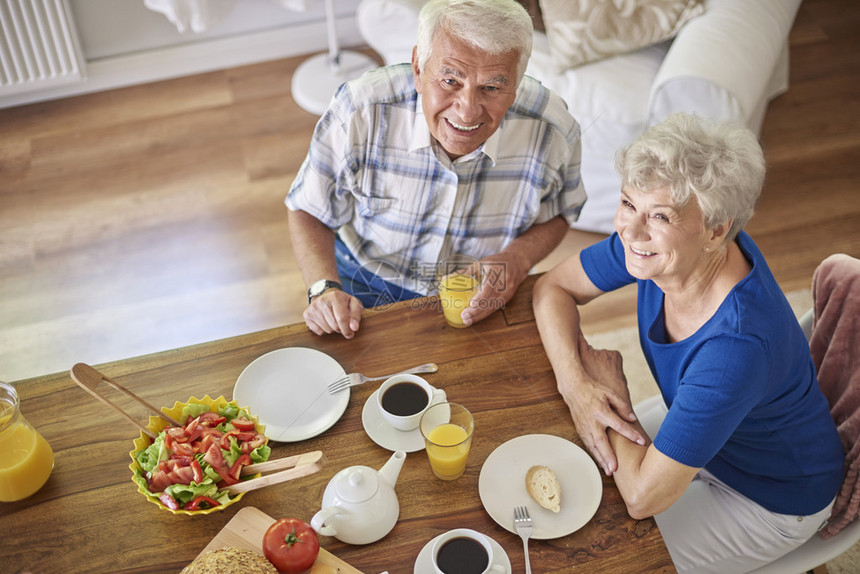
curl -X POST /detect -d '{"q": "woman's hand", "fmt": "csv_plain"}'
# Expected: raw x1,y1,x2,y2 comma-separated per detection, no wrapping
531,256,645,475
560,333,645,475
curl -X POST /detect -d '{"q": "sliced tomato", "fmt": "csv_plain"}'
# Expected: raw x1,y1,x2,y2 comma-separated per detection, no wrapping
219,430,257,450
216,473,239,487
169,437,195,457
246,433,267,450
190,458,204,484
149,469,173,492
238,432,268,453
198,428,222,453
165,432,194,455
203,443,236,485
155,458,196,486
166,426,189,442
229,453,251,480
230,416,256,432
173,465,196,485
183,495,221,511
184,417,203,442
203,442,225,470
196,411,227,427
219,430,238,450
159,492,180,510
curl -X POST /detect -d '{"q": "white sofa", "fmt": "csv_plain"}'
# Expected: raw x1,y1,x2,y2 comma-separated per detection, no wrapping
356,0,802,234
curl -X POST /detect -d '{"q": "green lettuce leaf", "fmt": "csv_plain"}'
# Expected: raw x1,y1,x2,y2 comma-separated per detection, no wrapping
164,480,218,505
136,433,168,473
218,404,240,421
180,403,210,422
251,444,271,464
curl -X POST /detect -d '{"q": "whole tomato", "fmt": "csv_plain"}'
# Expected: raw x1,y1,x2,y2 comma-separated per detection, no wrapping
263,518,320,573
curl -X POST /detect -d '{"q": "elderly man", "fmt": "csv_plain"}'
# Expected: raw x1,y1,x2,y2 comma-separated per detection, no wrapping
287,0,586,338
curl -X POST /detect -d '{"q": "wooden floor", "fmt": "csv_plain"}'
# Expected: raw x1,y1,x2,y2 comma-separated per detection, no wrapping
1,0,858,383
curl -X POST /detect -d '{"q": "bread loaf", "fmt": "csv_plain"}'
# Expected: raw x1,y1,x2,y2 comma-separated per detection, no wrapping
526,465,561,513
181,547,277,573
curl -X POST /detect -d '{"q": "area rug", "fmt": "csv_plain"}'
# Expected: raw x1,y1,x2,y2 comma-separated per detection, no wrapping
587,288,860,572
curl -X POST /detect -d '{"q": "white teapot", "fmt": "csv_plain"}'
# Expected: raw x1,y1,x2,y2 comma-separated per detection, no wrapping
311,450,406,545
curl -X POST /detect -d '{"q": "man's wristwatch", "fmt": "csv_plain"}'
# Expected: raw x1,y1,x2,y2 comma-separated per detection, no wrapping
307,279,342,303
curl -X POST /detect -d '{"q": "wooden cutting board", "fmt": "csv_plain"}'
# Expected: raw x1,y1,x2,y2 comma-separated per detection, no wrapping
197,506,363,573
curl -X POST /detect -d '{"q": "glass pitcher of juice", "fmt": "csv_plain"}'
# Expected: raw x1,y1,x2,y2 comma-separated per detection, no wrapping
0,381,54,502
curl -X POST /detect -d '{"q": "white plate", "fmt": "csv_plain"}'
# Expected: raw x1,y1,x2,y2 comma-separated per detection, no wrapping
361,389,448,453
413,532,511,574
478,434,602,539
233,348,349,442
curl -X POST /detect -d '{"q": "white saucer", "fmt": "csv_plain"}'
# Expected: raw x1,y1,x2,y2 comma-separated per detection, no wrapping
413,532,511,574
361,389,425,452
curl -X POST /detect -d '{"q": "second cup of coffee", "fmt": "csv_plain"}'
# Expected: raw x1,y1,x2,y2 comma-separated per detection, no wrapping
431,529,505,574
377,374,446,431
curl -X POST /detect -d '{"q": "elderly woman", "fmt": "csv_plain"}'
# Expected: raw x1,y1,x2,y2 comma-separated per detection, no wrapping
533,113,844,573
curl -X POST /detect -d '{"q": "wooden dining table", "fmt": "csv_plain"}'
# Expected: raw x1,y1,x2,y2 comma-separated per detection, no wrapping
1,275,675,573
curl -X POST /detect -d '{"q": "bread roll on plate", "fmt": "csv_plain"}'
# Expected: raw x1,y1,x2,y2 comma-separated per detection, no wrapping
526,465,562,513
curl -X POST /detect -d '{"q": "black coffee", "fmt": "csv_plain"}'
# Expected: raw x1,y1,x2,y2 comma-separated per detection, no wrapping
435,537,489,574
381,382,429,416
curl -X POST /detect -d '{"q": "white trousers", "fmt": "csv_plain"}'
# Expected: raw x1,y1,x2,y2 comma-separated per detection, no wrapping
634,395,835,574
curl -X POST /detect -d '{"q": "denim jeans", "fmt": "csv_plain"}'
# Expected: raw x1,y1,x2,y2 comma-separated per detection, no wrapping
334,237,424,309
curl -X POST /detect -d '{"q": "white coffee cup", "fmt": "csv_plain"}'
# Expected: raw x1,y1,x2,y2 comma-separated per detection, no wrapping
377,374,446,431
431,529,505,574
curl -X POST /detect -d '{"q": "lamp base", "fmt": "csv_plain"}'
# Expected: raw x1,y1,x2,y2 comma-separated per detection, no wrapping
291,50,377,115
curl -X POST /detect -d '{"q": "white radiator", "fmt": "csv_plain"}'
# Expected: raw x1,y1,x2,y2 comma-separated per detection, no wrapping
0,0,85,96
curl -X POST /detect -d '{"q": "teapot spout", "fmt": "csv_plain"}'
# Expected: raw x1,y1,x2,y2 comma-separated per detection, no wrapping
378,450,406,487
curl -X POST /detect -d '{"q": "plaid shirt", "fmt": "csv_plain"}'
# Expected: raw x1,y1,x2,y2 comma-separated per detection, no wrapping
286,64,586,295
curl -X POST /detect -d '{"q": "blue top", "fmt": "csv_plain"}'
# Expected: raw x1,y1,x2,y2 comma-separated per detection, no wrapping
580,232,844,515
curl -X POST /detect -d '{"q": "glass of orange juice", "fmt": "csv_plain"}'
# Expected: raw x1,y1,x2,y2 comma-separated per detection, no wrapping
0,381,54,502
436,255,482,328
420,402,474,480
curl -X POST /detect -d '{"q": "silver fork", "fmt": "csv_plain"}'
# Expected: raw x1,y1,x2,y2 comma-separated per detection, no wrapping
326,363,438,394
514,505,533,574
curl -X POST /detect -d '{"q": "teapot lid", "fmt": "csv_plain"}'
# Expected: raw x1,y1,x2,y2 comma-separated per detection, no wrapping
334,466,379,503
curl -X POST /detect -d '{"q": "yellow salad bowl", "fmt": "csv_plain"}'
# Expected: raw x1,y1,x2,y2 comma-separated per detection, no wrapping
128,395,265,516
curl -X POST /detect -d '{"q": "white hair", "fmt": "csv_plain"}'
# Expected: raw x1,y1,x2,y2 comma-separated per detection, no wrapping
415,0,533,84
616,113,766,241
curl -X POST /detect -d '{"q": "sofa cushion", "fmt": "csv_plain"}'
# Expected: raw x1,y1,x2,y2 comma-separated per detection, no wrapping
526,32,672,233
539,0,704,71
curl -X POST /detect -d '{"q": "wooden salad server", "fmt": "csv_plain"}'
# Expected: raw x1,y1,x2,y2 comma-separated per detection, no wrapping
70,362,182,438
227,450,326,494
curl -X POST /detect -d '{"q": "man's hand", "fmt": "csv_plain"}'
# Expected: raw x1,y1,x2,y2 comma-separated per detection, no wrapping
561,333,645,475
303,289,363,339
460,251,529,326
461,216,569,326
